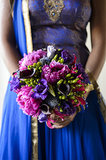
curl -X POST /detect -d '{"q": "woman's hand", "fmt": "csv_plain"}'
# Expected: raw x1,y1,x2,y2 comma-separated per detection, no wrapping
46,86,93,129
47,111,77,129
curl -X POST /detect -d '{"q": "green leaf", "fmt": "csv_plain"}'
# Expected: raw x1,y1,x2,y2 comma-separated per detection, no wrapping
48,84,56,97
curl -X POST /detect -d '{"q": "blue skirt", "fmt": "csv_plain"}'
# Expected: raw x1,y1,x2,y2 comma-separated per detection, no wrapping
0,81,105,160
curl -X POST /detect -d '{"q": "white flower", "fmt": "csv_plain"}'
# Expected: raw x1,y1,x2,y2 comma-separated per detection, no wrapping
47,45,56,59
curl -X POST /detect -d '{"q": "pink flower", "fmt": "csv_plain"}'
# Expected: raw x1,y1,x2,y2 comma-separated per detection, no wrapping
76,97,86,105
50,61,70,78
16,85,41,117
36,49,47,57
50,61,64,69
58,65,70,78
49,72,60,83
19,50,47,70
41,65,51,82
46,118,55,129
42,61,70,83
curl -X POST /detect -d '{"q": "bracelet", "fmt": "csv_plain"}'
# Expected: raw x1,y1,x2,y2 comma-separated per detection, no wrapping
85,83,94,93
85,69,100,97
84,69,95,92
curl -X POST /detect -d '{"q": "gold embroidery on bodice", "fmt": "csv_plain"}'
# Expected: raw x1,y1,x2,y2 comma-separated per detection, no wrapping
43,0,65,22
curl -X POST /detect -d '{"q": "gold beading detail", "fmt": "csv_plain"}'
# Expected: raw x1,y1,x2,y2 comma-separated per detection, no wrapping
43,0,65,22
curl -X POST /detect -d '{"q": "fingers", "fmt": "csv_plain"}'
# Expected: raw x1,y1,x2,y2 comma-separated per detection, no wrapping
48,117,71,129
48,112,77,129
49,113,59,121
53,120,71,129
69,112,77,120
53,118,71,126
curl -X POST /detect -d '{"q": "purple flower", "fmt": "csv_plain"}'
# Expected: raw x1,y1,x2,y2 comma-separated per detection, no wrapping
61,50,74,63
58,101,76,115
17,68,36,79
32,79,48,100
76,63,89,84
9,77,22,91
58,83,70,96
42,61,70,84
38,112,48,123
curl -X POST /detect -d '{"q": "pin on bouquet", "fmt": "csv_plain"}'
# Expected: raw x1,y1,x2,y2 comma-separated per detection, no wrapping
9,45,94,128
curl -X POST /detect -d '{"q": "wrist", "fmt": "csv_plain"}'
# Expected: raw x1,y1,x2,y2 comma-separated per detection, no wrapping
85,68,98,90
84,69,95,99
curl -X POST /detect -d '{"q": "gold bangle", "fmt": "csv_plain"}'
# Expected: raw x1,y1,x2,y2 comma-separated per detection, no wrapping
85,69,98,90
85,69,101,98
85,83,94,93
84,69,95,92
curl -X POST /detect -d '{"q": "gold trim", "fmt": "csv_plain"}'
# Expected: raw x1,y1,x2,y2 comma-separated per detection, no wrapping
31,117,38,160
22,0,33,53
22,0,38,160
9,0,15,17
85,69,106,123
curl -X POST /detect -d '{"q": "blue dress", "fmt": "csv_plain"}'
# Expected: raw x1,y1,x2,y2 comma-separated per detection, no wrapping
0,0,106,160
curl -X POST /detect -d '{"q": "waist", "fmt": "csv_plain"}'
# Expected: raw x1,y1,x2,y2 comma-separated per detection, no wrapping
31,26,87,47
31,26,89,67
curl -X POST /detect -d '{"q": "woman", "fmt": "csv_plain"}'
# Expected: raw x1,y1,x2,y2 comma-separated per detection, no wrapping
0,0,105,160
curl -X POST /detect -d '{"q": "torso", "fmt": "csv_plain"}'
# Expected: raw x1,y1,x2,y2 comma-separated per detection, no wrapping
28,0,92,67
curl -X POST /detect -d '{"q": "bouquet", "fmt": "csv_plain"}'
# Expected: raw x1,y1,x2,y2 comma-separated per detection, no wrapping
9,45,92,128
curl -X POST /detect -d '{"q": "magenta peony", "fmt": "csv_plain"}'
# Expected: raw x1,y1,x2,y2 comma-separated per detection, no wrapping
16,85,41,117
19,50,47,70
42,61,70,83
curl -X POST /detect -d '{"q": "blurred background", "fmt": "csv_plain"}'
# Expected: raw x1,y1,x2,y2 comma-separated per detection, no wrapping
0,23,106,128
